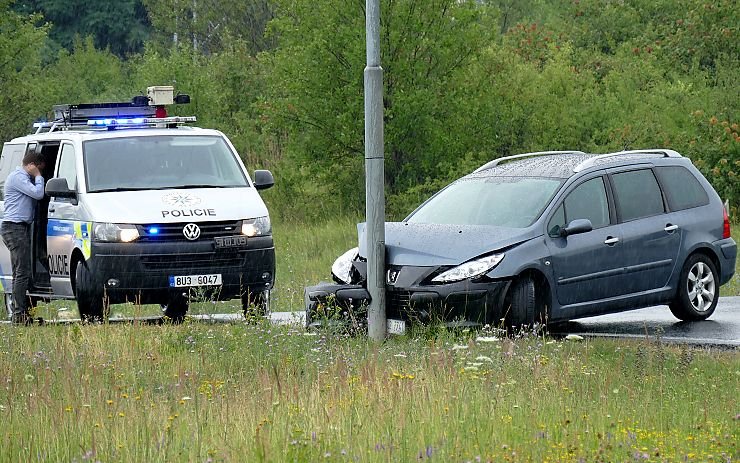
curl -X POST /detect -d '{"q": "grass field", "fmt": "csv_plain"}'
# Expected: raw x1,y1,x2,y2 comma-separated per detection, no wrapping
0,322,737,462
27,219,740,321
1,219,737,461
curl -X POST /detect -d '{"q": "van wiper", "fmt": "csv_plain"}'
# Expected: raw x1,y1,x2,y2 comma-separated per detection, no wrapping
148,184,230,190
90,187,151,193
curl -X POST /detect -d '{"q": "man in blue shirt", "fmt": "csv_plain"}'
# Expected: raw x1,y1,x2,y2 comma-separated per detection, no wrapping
1,149,46,325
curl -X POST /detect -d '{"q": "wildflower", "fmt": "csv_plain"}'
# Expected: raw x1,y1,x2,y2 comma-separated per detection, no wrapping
452,344,469,350
475,336,500,343
565,334,584,341
475,356,493,363
118,412,125,418
106,400,114,405
65,406,73,412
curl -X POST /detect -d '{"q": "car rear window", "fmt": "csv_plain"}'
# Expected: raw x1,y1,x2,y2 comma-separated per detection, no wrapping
611,169,665,222
654,166,709,211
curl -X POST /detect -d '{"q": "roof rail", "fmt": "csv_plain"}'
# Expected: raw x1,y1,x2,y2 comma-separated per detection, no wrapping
573,149,682,173
473,150,586,173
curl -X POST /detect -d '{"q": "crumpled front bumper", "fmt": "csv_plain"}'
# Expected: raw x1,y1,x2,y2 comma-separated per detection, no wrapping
304,278,511,328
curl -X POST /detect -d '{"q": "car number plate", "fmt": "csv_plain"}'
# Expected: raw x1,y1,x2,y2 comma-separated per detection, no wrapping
169,274,222,287
387,319,406,335
214,235,248,248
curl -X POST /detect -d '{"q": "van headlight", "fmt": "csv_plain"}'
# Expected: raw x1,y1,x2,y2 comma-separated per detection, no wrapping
332,247,359,284
241,216,271,237
431,253,504,283
93,223,140,243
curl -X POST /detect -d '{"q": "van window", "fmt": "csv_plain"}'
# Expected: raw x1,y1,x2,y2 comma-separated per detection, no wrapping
654,166,709,211
56,144,77,190
611,169,665,221
83,135,249,193
0,144,27,199
564,177,610,228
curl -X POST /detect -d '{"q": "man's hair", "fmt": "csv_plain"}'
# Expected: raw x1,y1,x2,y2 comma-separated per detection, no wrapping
22,148,45,166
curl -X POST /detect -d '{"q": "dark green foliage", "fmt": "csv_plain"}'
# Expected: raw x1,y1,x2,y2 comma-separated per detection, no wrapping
0,0,738,218
12,0,150,57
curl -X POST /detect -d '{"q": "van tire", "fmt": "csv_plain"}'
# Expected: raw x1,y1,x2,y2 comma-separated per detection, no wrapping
669,254,719,321
242,290,270,319
75,261,104,322
162,294,188,323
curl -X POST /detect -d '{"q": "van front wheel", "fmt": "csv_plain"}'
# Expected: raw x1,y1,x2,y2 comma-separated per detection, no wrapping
242,290,270,320
75,261,104,322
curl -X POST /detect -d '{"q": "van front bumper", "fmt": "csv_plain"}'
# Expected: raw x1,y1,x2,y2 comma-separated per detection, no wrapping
87,236,275,304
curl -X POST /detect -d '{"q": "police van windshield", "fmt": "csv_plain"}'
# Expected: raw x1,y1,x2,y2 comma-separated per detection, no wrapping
83,135,249,192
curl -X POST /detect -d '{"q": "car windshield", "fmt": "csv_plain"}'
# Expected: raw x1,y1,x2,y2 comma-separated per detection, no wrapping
83,135,248,192
406,176,563,228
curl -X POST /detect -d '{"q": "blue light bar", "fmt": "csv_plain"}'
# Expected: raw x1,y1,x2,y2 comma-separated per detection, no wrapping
148,227,159,235
86,116,196,128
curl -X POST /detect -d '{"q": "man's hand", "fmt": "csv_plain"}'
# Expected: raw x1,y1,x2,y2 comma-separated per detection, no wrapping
25,163,41,177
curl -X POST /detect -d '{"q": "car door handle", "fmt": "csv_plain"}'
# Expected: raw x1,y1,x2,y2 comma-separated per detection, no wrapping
664,224,678,232
48,207,55,213
604,236,619,245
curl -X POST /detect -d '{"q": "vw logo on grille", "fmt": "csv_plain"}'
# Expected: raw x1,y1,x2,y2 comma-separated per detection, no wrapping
387,269,399,285
183,223,201,241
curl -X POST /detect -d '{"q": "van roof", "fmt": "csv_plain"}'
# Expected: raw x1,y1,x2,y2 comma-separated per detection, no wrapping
6,126,225,145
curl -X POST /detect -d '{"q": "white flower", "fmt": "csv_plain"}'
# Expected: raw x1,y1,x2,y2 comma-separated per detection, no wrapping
467,362,484,367
475,336,500,343
565,334,584,341
464,366,479,371
452,344,469,350
181,396,192,401
475,355,493,363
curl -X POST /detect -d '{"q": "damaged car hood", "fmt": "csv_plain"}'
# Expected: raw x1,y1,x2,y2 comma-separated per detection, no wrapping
357,222,537,267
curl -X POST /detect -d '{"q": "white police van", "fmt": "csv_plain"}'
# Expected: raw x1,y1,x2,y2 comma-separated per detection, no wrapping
0,86,275,321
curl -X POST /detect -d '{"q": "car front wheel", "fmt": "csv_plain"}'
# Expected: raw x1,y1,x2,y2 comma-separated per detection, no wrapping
669,254,719,321
505,276,548,329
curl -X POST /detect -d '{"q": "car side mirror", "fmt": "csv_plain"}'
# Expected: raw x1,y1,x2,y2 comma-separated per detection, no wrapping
561,218,593,237
46,178,77,200
253,170,274,191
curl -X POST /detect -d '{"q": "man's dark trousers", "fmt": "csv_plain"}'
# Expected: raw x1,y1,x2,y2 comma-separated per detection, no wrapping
1,222,32,316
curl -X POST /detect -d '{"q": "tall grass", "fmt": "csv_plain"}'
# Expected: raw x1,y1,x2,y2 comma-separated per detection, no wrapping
0,323,737,462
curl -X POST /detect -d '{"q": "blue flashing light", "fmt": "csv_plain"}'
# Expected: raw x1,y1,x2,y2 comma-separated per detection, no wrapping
148,227,159,235
87,117,146,127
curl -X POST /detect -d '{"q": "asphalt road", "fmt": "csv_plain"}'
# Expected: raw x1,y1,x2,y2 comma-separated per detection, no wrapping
550,296,740,347
3,297,739,347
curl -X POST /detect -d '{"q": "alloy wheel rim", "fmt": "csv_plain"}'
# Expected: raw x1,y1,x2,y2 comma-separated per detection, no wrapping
687,262,715,312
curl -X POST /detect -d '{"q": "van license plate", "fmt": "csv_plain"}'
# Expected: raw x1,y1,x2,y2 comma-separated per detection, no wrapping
387,319,406,335
169,274,222,287
214,236,248,248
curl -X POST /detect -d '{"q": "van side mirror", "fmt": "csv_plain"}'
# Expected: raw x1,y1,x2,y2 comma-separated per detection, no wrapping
46,178,77,200
561,218,593,237
253,170,274,191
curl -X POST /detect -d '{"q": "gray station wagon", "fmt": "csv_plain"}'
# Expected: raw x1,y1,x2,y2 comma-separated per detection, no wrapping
305,149,737,331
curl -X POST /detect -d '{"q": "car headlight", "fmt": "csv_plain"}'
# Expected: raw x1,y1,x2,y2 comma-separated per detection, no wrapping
431,253,505,283
241,216,271,237
331,247,359,284
93,223,140,243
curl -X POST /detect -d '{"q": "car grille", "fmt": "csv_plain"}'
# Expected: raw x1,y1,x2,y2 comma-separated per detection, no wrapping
386,290,412,314
136,221,241,242
140,252,245,271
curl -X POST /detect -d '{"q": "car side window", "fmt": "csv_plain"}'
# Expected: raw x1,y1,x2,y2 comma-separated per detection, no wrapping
654,166,709,211
611,169,665,222
564,177,610,229
56,144,77,191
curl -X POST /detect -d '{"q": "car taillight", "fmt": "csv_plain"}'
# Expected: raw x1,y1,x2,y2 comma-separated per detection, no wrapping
723,207,731,239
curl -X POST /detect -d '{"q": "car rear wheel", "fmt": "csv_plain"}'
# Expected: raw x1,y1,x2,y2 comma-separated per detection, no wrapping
669,254,718,321
162,294,189,323
75,260,105,322
505,276,548,329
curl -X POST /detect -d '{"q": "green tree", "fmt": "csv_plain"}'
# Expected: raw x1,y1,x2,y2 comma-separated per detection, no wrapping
143,0,275,55
13,0,150,57
0,1,49,141
262,0,495,218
